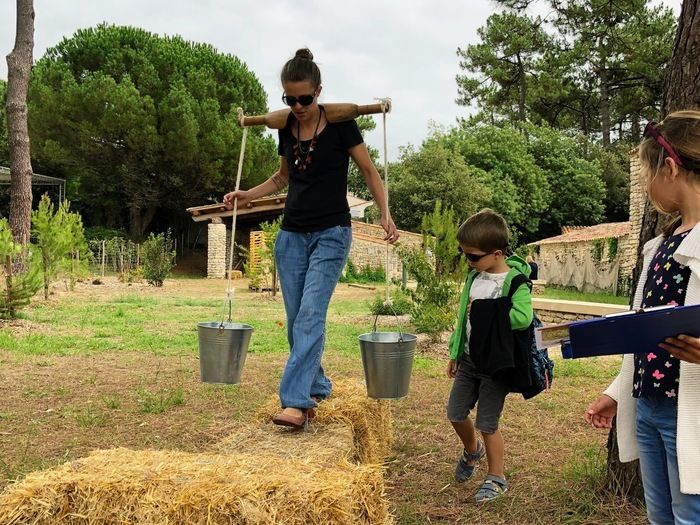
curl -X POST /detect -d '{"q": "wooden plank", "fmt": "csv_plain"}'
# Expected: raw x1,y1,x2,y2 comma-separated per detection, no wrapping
186,196,287,222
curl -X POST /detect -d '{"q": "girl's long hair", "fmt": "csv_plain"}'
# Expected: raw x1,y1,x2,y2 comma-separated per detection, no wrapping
638,110,700,236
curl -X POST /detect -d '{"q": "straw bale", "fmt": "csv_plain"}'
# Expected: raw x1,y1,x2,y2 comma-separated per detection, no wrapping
214,423,358,464
0,447,392,525
254,378,393,464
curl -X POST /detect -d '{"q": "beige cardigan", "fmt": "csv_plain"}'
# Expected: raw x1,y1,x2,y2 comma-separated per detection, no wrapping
604,223,700,495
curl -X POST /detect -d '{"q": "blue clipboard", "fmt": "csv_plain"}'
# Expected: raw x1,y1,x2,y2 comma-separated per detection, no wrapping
561,303,700,359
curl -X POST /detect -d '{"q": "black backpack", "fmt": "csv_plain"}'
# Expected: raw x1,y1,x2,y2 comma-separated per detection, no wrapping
507,273,554,399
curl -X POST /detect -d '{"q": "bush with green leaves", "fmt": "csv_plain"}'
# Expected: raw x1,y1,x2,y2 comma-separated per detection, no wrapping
31,195,89,298
398,245,459,340
368,289,412,316
0,219,42,319
396,201,466,341
141,231,175,287
340,260,386,284
243,217,282,292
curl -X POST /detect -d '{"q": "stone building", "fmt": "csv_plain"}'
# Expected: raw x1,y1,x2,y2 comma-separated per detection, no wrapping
348,221,423,280
530,222,632,295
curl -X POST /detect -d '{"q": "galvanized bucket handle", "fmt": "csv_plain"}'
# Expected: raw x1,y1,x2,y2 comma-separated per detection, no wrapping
371,302,406,343
219,292,234,331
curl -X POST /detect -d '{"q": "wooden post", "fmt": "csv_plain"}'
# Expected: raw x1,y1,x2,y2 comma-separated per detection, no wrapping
101,240,105,277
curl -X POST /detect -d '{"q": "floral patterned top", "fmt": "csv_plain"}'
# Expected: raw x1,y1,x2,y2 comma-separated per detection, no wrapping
633,230,691,399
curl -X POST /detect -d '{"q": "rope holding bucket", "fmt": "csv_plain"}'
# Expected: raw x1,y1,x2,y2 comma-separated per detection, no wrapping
375,97,401,338
220,109,248,329
375,97,392,307
197,108,253,385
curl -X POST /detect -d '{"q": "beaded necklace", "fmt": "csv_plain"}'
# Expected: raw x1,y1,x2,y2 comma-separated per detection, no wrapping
292,108,322,172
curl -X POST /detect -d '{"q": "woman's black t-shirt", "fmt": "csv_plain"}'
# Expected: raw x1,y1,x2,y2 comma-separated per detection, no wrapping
277,115,363,232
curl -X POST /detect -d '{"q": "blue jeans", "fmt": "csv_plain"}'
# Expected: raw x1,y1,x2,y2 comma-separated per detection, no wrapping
636,396,700,525
274,226,351,409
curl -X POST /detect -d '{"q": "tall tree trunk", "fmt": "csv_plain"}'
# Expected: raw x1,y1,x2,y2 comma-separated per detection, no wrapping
607,0,700,501
599,63,611,147
517,54,526,121
129,205,158,241
662,1,700,115
630,113,640,143
5,0,35,246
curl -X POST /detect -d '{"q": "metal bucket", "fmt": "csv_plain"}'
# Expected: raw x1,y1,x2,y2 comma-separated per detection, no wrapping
197,322,253,384
359,330,417,399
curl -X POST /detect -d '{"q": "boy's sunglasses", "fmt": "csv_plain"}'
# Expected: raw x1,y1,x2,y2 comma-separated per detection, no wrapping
465,252,493,262
643,121,684,167
282,93,315,107
457,247,494,262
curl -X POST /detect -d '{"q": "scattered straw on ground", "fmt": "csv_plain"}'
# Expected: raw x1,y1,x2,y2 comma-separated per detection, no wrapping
0,447,392,525
253,378,393,464
214,422,357,464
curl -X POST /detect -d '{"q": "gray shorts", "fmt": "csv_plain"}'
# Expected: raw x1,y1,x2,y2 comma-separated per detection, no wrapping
446,353,509,434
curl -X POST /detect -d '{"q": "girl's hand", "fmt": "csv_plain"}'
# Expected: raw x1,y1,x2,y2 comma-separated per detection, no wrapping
223,189,252,210
381,215,399,244
447,359,457,379
584,394,617,429
659,334,700,364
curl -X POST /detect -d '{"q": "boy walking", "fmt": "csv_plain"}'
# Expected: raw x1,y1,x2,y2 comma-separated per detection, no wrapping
446,209,533,502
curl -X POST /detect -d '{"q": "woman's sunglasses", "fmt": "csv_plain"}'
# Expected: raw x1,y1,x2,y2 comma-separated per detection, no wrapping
282,93,315,107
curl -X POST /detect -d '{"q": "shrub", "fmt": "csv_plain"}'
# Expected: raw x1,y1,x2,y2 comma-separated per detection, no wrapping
0,219,42,319
244,218,281,293
31,195,89,298
368,290,412,316
141,231,175,287
397,201,465,341
340,261,386,284
411,302,455,340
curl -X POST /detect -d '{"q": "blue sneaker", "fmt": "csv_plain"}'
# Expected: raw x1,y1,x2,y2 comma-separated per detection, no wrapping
454,441,485,482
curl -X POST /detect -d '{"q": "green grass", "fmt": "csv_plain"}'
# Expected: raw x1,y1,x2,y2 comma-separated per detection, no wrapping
554,355,622,380
101,394,122,409
136,386,185,414
552,444,612,518
62,405,109,428
541,285,629,305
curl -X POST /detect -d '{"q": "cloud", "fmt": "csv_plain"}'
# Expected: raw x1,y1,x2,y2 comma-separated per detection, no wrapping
0,0,682,160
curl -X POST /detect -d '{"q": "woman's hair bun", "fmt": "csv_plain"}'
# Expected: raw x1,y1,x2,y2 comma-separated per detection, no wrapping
295,48,314,61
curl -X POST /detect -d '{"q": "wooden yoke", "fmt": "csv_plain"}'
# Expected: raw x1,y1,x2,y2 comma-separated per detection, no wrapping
238,101,392,129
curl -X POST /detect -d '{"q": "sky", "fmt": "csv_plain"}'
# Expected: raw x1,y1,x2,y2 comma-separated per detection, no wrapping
0,0,682,161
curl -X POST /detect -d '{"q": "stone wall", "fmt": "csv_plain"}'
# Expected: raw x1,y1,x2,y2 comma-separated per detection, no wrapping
205,220,424,279
533,298,627,324
207,220,227,279
538,236,630,294
619,149,645,290
347,221,423,280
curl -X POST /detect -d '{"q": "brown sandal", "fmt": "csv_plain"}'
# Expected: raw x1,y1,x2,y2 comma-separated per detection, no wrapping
272,408,308,429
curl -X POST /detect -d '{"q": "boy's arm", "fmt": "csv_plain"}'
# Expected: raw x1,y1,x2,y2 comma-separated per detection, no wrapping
448,275,472,360
510,283,533,330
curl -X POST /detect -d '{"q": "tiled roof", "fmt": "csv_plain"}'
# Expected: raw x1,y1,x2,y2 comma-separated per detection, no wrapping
347,194,372,209
530,221,630,246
